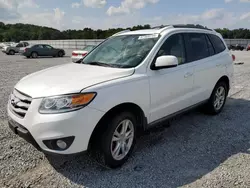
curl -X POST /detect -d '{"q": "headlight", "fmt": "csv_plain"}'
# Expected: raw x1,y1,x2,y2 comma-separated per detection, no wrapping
39,93,96,114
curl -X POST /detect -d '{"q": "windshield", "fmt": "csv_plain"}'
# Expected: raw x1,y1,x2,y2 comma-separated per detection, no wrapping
83,45,95,51
82,34,160,68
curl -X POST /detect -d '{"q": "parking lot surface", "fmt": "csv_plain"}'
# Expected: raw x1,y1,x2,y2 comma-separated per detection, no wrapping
0,51,250,188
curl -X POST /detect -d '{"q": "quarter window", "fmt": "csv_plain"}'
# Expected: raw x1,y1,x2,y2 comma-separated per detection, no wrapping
186,33,209,61
205,35,215,56
156,34,186,65
208,34,226,54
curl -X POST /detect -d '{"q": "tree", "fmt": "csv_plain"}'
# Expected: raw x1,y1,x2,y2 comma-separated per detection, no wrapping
0,22,250,42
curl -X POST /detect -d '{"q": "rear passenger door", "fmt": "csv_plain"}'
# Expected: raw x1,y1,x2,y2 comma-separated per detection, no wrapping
35,45,45,56
185,33,227,104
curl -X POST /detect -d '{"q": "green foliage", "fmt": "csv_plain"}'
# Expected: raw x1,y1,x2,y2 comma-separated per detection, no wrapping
0,22,250,42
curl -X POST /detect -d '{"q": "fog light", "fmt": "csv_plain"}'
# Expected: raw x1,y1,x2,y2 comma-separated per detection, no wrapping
43,136,75,151
56,140,67,149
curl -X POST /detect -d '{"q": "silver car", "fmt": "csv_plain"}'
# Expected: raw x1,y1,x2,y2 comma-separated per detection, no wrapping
2,42,29,55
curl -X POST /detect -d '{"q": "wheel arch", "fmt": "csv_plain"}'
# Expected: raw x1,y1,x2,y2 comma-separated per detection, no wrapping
88,102,147,149
216,75,230,93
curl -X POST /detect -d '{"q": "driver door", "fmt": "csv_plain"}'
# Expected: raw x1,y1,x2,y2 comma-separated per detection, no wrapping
42,45,54,56
148,33,195,123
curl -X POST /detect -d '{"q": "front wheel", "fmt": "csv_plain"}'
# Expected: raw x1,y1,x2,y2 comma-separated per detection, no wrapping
204,82,228,115
96,112,137,168
58,51,63,57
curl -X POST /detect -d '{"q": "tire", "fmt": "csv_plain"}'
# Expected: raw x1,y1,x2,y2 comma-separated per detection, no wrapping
58,51,63,57
94,111,137,168
9,50,15,55
31,52,38,58
26,56,30,58
204,82,228,115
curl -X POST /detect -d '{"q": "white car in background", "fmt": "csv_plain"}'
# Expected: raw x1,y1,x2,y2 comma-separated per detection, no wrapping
71,45,95,62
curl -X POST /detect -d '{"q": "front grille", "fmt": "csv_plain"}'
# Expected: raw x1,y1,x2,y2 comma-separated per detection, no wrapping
9,89,32,118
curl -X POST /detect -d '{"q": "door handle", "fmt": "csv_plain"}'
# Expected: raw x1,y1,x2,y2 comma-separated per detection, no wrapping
184,72,193,78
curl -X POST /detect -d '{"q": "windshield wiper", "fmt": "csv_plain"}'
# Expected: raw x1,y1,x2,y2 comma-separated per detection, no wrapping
85,61,119,68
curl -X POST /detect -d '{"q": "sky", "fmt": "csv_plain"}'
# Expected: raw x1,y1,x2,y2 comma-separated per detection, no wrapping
0,0,250,30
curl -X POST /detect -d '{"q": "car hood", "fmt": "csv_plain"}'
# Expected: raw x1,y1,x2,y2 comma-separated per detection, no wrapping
15,63,134,98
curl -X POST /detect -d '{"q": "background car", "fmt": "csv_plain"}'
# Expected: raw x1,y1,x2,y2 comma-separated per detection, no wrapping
2,42,29,55
228,44,245,51
22,44,65,58
71,45,95,62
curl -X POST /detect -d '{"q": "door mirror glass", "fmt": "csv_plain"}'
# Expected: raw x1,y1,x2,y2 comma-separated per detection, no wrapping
153,55,178,70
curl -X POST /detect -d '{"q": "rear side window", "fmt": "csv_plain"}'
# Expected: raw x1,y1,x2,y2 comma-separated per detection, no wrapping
186,33,209,61
205,35,215,56
208,34,226,54
16,43,23,47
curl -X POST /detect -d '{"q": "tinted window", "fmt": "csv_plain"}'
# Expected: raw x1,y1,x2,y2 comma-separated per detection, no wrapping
186,33,209,61
16,43,23,47
35,45,43,48
205,35,215,56
208,34,226,54
43,45,53,49
156,34,186,64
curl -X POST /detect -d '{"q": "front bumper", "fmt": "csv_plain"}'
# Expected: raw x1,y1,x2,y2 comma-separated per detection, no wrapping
7,98,105,154
8,118,41,150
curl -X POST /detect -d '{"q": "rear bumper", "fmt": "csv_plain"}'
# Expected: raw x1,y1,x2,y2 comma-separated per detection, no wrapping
22,52,30,56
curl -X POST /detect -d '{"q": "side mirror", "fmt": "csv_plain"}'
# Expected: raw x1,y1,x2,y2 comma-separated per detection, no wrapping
152,55,178,70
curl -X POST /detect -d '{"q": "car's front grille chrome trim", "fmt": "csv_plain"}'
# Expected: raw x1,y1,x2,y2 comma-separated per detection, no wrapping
9,89,32,118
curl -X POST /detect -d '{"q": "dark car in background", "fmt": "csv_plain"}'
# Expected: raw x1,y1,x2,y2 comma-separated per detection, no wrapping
228,44,245,51
22,44,65,58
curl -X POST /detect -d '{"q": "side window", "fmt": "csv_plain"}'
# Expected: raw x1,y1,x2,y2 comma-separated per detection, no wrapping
156,34,186,65
205,35,215,56
37,45,43,48
187,33,209,61
208,34,226,54
16,43,23,47
44,45,53,49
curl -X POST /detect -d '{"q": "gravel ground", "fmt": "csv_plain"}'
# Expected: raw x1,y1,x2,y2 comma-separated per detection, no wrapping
0,50,250,188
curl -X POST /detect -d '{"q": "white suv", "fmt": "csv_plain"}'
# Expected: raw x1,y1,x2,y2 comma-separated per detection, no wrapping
8,25,234,168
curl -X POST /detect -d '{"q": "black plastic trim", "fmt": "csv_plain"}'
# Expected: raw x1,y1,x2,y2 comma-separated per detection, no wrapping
8,119,41,151
43,136,75,151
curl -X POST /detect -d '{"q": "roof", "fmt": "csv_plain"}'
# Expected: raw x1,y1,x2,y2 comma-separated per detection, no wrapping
115,24,217,36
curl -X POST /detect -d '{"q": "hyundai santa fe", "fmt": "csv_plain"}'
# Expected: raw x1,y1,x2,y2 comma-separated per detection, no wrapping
7,25,234,168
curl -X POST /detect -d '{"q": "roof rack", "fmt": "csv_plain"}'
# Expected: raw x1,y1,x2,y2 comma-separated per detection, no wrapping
112,30,131,36
172,24,213,31
151,25,170,29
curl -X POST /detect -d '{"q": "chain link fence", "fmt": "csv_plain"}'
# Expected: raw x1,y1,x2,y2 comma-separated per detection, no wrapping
26,39,104,49
25,39,250,49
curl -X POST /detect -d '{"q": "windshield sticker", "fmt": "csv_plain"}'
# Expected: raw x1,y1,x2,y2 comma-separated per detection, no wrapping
138,34,159,40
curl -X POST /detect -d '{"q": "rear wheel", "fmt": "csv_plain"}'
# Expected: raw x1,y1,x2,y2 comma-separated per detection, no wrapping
93,111,137,168
31,52,38,58
204,82,228,115
9,50,15,55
